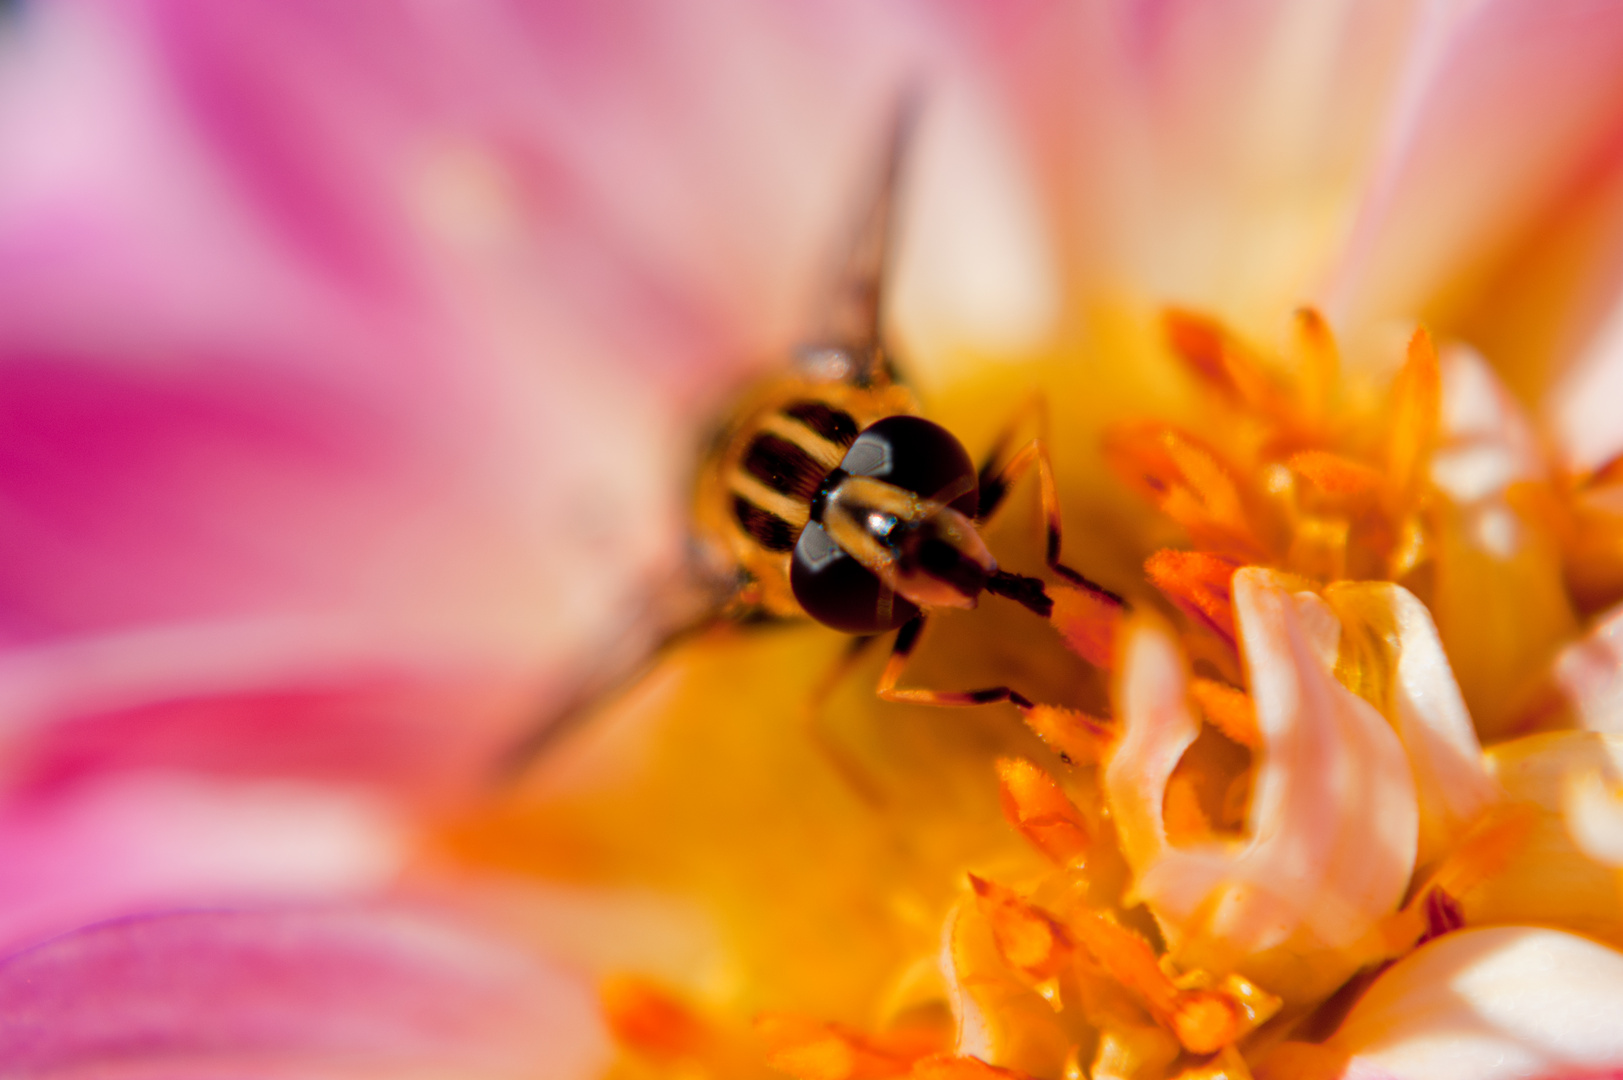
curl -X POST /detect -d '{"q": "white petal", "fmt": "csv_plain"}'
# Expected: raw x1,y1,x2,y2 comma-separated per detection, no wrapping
1551,603,1623,733
1328,926,1623,1080
1107,570,1418,1002
1328,582,1495,862
1563,768,1623,867
1106,611,1204,875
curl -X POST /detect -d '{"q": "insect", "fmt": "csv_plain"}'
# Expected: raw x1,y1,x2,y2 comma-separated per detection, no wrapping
689,99,1121,715
498,97,1119,779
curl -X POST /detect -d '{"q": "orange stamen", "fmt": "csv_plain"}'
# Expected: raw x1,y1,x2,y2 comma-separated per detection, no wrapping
1104,425,1265,560
996,757,1092,864
1287,307,1339,425
1383,328,1441,511
1189,678,1260,749
968,875,1074,981
1287,450,1383,501
1145,550,1239,645
1066,910,1180,1023
1163,309,1286,420
1019,704,1114,766
1048,582,1123,668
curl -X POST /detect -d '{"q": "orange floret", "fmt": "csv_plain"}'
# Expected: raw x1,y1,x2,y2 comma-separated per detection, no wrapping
601,975,714,1061
968,875,1074,981
1287,450,1383,501
1383,328,1441,512
1145,550,1240,645
1018,703,1114,766
1188,678,1260,749
996,757,1092,864
1048,581,1124,668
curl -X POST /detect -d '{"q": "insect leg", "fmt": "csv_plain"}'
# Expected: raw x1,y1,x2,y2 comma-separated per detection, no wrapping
875,615,1036,710
976,398,1124,606
804,633,889,807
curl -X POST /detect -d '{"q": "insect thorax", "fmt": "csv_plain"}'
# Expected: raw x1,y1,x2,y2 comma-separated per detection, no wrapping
692,371,917,617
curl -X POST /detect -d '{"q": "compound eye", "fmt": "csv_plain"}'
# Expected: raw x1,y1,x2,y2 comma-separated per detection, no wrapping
790,521,919,634
838,416,978,515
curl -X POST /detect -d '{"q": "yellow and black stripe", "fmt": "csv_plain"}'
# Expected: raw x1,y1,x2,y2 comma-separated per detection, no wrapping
726,400,862,553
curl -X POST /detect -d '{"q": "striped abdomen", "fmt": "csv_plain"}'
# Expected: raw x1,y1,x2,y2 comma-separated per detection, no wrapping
728,400,862,554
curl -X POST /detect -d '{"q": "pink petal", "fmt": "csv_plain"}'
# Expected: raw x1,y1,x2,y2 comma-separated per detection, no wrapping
942,1,1424,331
0,906,610,1079
1325,926,1623,1080
0,771,404,955
1326,0,1623,329
0,619,548,799
0,0,944,784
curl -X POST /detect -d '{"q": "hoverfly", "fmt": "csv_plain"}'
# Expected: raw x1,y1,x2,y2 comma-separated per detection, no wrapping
689,98,1121,716
500,97,1119,779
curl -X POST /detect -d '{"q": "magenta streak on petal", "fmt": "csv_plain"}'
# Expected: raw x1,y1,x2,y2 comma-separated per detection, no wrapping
0,352,429,644
0,907,611,1079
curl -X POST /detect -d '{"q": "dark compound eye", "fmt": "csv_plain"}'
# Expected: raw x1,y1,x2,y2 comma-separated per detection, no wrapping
790,521,919,634
836,416,978,515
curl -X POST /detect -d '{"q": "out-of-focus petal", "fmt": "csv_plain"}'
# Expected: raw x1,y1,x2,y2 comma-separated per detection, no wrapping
1563,767,1623,867
1324,581,1494,864
1106,568,1417,1004
1548,603,1623,734
1327,0,1623,332
0,618,549,799
946,1,1422,335
0,0,953,786
1466,731,1623,946
1322,927,1623,1080
0,771,403,954
1425,344,1577,737
0,906,609,1080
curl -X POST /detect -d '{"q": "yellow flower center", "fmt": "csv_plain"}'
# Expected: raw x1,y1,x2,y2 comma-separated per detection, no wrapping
437,302,1623,1080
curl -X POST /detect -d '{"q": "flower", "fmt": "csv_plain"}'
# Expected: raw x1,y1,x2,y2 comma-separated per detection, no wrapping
10,2,1623,1080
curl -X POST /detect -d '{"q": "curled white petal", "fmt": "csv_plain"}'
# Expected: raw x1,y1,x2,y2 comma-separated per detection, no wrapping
1106,611,1203,875
1329,583,1495,863
1107,569,1418,1001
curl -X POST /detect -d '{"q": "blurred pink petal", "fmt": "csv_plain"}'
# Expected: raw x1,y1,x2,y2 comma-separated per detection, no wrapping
1328,0,1623,328
942,1,1418,329
0,771,404,954
0,0,943,786
0,906,609,1079
1323,926,1623,1080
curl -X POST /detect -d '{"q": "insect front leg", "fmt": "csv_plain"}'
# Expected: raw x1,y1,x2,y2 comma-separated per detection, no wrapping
803,632,889,807
976,396,1124,606
875,615,1036,710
